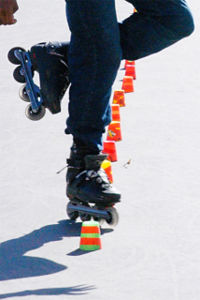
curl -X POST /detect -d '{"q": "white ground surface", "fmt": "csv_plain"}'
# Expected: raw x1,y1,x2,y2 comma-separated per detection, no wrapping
0,0,200,299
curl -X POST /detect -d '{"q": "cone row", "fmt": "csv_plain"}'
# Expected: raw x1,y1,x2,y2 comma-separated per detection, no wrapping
104,59,136,181
79,60,136,251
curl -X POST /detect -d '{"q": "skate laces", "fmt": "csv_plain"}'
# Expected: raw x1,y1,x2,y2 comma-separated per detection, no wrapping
74,168,110,188
85,169,110,188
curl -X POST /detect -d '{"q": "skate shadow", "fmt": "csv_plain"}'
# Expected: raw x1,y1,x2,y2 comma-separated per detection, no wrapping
0,219,112,280
0,220,70,281
0,285,96,299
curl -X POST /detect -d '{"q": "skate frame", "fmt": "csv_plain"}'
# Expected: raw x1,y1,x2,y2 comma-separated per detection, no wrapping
15,49,43,113
68,202,112,221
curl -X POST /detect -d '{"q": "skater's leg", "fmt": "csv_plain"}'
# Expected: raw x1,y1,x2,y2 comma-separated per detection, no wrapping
120,0,194,60
65,0,122,152
65,0,122,204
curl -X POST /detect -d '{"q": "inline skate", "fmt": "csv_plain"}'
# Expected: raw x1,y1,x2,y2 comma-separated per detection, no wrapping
8,41,70,120
66,142,121,226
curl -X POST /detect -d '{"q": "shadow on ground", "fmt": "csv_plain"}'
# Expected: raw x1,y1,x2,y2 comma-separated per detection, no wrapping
0,285,96,299
0,219,112,281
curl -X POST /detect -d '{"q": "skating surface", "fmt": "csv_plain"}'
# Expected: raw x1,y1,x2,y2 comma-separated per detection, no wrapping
1,0,200,299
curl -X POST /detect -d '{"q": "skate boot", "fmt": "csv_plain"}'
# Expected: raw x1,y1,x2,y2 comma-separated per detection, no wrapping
30,41,70,113
66,142,121,225
8,41,70,120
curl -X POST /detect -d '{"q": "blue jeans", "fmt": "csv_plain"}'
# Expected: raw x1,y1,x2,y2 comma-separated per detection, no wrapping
65,0,194,152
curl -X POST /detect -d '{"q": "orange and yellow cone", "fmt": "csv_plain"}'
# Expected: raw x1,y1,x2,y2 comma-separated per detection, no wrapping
107,121,122,142
111,104,120,122
112,90,125,107
80,221,101,251
102,140,117,162
101,159,113,183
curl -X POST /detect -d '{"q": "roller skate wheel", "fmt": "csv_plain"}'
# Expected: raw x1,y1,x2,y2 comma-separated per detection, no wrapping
106,207,119,226
13,66,26,83
79,202,91,221
66,202,79,221
93,217,105,226
80,214,91,222
8,47,25,65
19,84,30,102
93,206,105,225
25,104,46,121
13,65,34,84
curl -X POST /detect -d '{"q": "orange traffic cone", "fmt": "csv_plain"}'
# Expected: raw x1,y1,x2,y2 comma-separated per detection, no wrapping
111,104,120,122
124,60,135,69
122,76,134,93
101,159,113,183
102,141,117,162
107,121,122,142
125,64,136,80
112,90,125,107
80,221,101,251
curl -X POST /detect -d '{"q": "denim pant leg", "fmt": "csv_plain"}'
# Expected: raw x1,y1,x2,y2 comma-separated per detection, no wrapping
120,0,194,60
65,0,122,151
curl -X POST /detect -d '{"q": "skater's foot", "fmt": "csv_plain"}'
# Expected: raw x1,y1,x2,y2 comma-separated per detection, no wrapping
66,142,121,205
30,41,70,114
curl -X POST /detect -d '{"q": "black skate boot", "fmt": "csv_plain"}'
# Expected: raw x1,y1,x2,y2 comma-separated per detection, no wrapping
8,41,70,119
30,41,70,114
66,142,121,225
66,143,121,205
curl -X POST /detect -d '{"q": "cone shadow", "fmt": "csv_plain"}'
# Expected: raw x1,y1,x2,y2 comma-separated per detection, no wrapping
67,248,99,256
